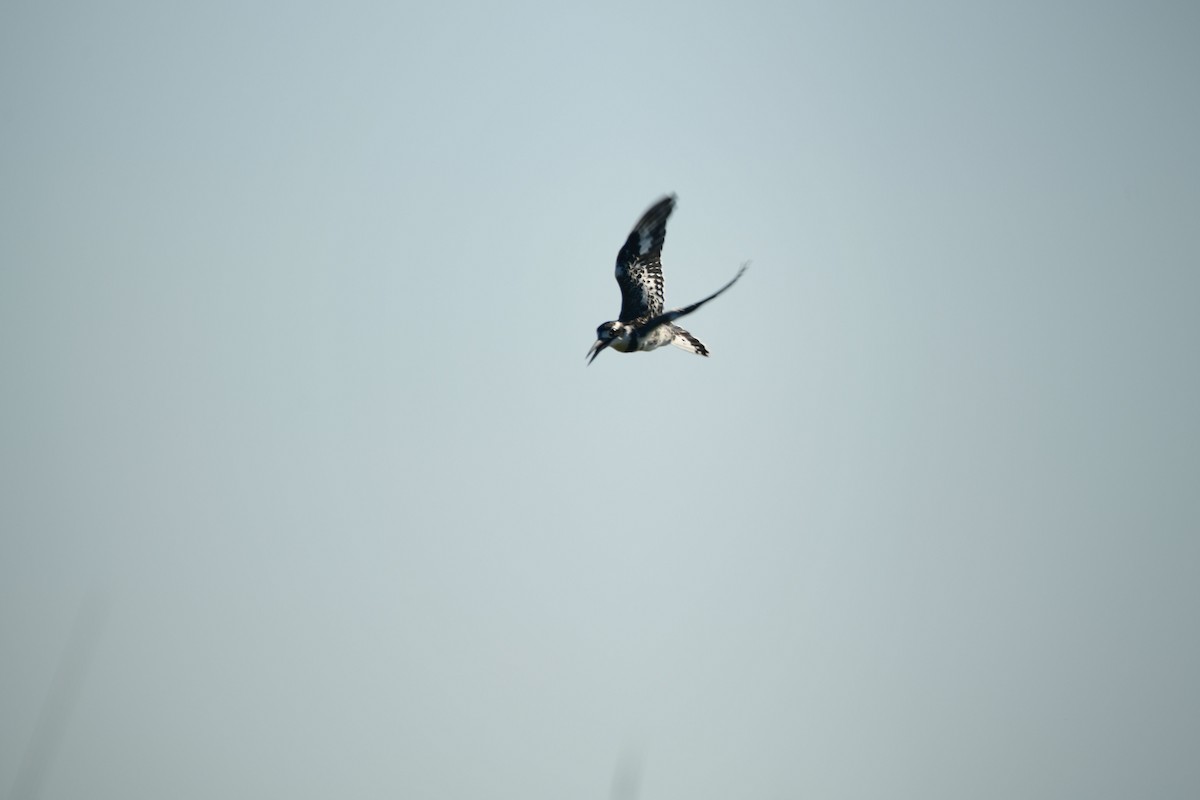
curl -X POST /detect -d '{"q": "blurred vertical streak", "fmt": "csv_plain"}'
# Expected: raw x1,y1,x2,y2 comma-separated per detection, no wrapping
8,590,110,800
610,749,643,800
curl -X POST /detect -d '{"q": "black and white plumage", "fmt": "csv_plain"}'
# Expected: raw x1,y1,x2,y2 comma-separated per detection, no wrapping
587,195,747,365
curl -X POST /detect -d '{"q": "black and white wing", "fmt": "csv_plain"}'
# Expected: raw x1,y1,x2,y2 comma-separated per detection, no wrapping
614,195,674,321
633,262,749,340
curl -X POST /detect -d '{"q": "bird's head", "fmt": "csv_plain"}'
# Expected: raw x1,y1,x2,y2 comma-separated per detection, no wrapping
586,321,628,365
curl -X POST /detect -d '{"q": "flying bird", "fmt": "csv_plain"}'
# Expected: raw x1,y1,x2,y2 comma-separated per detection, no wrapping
587,195,747,365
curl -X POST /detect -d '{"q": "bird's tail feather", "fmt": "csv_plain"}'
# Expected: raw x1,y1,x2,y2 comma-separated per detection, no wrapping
669,325,709,356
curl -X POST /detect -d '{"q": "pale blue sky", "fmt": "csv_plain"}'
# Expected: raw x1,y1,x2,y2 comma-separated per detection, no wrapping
3,2,1199,798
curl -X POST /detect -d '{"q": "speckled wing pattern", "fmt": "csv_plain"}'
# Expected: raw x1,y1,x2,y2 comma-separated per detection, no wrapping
631,261,749,343
614,195,674,322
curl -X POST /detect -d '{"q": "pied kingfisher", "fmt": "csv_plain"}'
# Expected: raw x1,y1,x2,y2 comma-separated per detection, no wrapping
587,195,747,365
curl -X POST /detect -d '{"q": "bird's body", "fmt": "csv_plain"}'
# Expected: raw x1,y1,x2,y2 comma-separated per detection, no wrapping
594,320,701,355
587,195,747,365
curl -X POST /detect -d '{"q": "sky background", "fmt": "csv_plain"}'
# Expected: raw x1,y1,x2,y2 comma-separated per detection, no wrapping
2,1,1199,798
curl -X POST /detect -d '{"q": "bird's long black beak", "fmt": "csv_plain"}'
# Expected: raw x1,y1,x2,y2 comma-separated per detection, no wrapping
586,339,611,366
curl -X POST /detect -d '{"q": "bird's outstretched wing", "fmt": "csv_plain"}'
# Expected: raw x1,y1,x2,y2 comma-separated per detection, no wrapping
633,262,749,339
615,195,674,321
